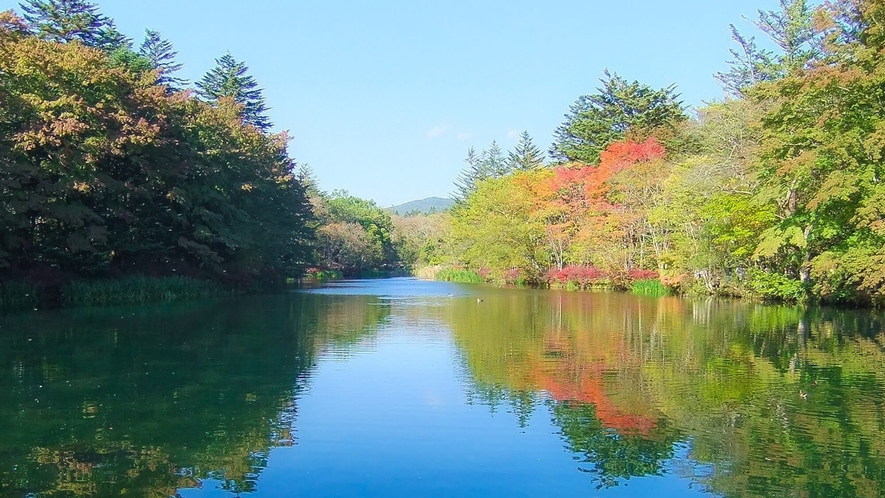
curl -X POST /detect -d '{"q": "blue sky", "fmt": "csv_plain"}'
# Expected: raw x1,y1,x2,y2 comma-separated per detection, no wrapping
4,0,778,206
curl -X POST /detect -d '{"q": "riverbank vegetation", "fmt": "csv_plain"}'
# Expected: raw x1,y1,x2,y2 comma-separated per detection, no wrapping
0,2,314,309
406,0,885,307
0,1,419,311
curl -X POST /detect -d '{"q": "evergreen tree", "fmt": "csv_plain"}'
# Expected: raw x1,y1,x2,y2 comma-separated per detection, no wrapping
19,0,111,46
508,131,545,170
482,140,509,177
550,71,685,164
196,53,272,131
139,29,186,89
453,147,486,202
93,18,130,51
716,0,822,96
453,141,511,202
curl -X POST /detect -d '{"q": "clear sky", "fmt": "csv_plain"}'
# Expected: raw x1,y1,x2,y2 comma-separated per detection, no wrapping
3,0,778,207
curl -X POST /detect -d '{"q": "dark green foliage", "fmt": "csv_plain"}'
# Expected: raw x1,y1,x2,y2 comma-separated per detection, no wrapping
139,29,186,89
0,11,315,302
550,71,686,164
61,276,228,307
196,53,272,131
508,131,545,171
19,0,112,47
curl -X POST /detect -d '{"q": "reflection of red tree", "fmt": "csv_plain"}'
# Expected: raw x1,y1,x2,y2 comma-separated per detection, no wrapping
530,335,658,435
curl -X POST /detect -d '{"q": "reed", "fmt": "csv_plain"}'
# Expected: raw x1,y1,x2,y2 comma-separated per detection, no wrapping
436,269,483,284
61,276,228,308
630,279,668,297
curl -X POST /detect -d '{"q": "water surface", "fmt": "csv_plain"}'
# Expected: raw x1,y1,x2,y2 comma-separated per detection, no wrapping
2,278,884,497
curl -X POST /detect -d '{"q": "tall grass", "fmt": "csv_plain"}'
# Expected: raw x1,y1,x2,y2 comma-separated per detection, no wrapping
61,276,228,308
631,279,668,297
436,268,483,284
0,281,39,312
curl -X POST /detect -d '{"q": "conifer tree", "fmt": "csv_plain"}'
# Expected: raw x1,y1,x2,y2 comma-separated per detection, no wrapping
196,53,272,131
139,29,186,89
19,0,111,46
452,141,511,202
716,0,822,95
508,131,545,170
550,71,684,164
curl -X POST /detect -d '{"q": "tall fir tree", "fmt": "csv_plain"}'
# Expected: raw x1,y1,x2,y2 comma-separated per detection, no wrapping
139,29,186,89
196,53,272,131
19,0,113,47
508,131,545,170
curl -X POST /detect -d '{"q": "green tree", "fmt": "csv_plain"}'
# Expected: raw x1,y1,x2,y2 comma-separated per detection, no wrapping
716,0,822,95
550,71,686,164
19,0,114,47
453,141,510,202
139,29,186,89
750,0,885,305
196,53,272,131
508,130,545,170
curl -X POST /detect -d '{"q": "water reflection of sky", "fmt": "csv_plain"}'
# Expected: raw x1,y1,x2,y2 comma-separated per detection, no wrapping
180,317,712,497
7,279,883,497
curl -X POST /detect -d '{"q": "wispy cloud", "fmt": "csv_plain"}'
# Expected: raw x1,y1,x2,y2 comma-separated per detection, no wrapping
426,125,449,139
506,129,520,140
456,132,471,140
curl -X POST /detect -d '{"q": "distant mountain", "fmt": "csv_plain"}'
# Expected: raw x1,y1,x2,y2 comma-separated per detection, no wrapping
389,197,455,216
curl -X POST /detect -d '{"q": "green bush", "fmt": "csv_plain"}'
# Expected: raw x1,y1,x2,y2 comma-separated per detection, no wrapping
747,270,808,303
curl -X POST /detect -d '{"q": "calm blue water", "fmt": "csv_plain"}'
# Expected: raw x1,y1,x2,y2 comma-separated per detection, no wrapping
2,278,884,497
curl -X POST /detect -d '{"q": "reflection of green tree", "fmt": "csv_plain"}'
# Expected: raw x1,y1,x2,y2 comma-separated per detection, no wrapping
445,287,885,496
0,293,389,497
552,401,680,489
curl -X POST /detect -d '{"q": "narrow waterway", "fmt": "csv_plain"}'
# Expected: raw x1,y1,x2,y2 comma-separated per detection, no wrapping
2,278,883,497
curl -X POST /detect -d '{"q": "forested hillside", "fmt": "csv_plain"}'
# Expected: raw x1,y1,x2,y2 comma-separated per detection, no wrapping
421,0,885,307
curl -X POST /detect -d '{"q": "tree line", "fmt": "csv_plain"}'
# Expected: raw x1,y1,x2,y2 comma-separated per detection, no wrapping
423,0,885,307
0,0,419,305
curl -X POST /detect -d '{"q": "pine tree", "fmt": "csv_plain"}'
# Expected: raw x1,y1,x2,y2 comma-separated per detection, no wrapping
453,147,485,202
139,29,186,89
716,0,822,96
508,131,545,170
19,0,112,47
550,71,684,164
452,141,512,202
196,53,272,131
482,140,509,177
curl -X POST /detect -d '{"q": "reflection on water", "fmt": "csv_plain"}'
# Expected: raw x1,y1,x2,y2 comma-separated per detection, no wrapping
1,278,883,497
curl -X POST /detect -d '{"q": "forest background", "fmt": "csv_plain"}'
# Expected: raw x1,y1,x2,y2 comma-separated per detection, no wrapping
2,0,885,308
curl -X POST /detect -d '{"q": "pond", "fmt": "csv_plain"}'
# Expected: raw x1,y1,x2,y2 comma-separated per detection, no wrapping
1,278,884,497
